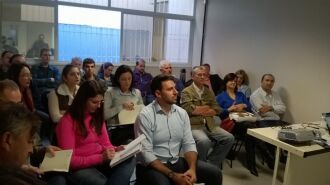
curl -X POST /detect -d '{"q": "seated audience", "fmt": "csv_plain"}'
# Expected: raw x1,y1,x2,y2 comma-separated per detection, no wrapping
31,48,59,92
80,58,107,92
10,54,27,64
250,73,287,169
235,69,251,99
104,65,143,124
250,74,287,127
0,79,21,103
97,62,115,87
180,66,234,167
157,60,184,104
0,102,40,171
202,63,225,95
8,63,53,143
0,50,13,80
133,58,153,105
56,80,135,185
0,165,46,185
48,64,80,123
8,63,41,112
0,102,64,185
31,48,60,112
135,74,222,185
216,73,258,176
104,65,143,144
71,57,84,76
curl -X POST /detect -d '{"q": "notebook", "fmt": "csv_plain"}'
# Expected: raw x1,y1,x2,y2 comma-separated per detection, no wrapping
39,149,73,172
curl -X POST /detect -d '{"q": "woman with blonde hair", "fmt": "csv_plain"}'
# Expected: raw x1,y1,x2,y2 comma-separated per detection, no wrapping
235,69,251,99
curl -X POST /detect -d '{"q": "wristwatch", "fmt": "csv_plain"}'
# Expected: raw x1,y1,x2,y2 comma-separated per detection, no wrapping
167,171,176,179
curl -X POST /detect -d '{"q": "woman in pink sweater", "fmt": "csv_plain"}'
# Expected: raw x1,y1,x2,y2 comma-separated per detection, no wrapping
56,80,135,185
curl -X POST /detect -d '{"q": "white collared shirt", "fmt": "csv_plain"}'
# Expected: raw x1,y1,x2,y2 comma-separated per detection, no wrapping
250,87,286,120
192,82,204,99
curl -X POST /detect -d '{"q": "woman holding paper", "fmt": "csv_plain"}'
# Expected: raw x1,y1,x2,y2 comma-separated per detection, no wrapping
216,73,258,176
104,65,143,124
103,65,143,145
56,80,135,185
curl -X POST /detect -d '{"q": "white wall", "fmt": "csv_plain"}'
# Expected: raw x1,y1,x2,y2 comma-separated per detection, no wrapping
202,0,330,123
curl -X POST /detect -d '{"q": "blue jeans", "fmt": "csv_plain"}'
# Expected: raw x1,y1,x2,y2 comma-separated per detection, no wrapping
68,157,135,185
192,127,234,167
136,158,222,185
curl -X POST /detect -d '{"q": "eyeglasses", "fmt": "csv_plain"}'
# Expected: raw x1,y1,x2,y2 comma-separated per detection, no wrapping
196,73,208,78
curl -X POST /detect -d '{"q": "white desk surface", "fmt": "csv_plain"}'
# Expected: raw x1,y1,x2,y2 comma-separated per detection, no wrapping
247,121,330,158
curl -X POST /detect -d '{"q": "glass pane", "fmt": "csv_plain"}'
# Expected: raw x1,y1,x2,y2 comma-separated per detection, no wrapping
152,18,190,63
111,0,154,12
122,14,153,63
152,17,164,62
58,5,121,63
164,19,190,63
59,0,108,7
1,3,54,58
156,0,194,16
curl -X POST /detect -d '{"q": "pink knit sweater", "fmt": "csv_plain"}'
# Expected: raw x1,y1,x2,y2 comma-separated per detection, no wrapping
56,113,114,170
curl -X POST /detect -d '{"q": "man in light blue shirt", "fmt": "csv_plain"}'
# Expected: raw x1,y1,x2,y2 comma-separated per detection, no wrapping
135,74,222,185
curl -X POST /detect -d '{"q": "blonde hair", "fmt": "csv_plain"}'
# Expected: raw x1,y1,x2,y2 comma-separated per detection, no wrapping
235,69,249,85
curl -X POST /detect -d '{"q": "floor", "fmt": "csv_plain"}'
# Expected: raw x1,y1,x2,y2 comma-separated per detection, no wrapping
131,148,286,185
222,149,285,185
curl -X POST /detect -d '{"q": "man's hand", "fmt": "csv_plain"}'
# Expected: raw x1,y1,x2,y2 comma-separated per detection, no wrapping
172,172,193,185
183,168,197,184
259,104,273,114
46,145,62,157
201,109,217,116
21,164,43,175
192,105,213,116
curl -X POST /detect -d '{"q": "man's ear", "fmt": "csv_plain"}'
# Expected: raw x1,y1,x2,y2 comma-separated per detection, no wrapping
155,90,161,98
0,132,14,151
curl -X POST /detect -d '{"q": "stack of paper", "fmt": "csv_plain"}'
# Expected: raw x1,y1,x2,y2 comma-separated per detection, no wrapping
110,134,146,167
39,150,73,172
118,104,144,125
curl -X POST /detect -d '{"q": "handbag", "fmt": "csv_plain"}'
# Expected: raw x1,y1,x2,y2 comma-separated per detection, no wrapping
220,118,235,132
229,112,257,122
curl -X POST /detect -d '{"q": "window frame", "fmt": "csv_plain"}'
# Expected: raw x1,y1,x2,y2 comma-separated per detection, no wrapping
1,0,196,66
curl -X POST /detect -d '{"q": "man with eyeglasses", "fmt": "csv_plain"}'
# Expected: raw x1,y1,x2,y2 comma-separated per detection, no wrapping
180,66,234,168
0,80,65,185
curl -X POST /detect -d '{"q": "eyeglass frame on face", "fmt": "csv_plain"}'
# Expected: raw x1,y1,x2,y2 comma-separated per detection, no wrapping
195,72,208,78
88,98,104,105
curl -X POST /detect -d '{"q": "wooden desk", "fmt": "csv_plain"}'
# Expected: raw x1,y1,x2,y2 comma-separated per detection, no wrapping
248,121,330,185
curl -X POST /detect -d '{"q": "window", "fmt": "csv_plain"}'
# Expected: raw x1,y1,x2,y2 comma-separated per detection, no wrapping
1,3,54,58
156,0,194,16
111,0,154,12
122,14,153,62
59,0,108,7
58,5,121,63
164,19,190,63
1,0,195,64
